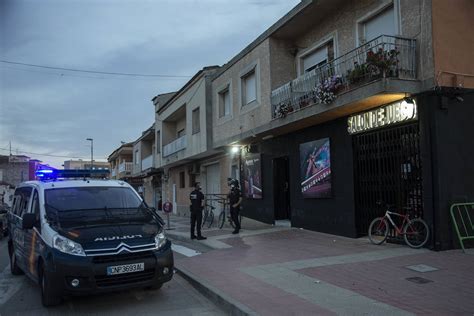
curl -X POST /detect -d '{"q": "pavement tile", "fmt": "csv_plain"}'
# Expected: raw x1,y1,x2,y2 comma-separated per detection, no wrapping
169,214,474,315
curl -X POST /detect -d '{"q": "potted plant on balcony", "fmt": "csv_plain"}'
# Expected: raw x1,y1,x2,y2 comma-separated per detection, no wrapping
315,75,343,104
347,62,368,85
274,102,294,118
366,47,399,78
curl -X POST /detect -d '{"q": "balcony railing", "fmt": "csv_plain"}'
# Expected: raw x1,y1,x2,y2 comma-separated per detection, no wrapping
271,35,416,119
118,162,133,174
141,155,153,171
163,135,187,157
111,169,117,177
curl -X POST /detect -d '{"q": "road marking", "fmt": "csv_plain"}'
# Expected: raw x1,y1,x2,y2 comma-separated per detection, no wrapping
0,265,26,305
171,244,201,257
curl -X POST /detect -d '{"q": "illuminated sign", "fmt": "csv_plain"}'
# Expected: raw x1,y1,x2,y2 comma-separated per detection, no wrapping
347,99,417,134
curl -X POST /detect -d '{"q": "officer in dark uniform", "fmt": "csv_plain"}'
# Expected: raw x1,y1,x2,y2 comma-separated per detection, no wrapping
189,182,206,240
228,179,242,234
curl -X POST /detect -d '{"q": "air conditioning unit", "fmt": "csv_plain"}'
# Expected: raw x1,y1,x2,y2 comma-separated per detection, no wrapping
187,163,200,174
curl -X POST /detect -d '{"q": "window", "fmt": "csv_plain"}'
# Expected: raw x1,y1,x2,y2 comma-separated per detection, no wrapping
156,131,161,153
12,187,32,217
218,88,231,118
179,171,185,188
134,149,139,165
302,40,334,73
189,173,196,188
362,5,396,43
177,129,186,138
241,69,256,106
192,108,200,134
31,189,41,231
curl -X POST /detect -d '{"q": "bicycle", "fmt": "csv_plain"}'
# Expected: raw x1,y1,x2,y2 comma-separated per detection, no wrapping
368,203,429,248
217,200,242,229
201,204,215,229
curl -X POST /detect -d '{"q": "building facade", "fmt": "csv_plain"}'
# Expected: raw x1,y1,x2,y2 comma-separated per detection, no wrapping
153,66,237,216
208,0,473,250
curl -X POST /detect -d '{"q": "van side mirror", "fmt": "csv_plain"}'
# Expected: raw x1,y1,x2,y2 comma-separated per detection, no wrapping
22,213,36,230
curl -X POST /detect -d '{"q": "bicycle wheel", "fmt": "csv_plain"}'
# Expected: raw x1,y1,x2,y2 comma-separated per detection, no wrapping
368,217,389,245
202,210,209,228
218,211,225,229
403,218,429,248
207,211,214,228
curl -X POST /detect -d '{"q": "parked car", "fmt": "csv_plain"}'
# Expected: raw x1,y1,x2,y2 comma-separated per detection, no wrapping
7,177,173,307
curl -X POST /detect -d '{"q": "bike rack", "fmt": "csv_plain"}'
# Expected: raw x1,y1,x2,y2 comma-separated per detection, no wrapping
450,202,474,252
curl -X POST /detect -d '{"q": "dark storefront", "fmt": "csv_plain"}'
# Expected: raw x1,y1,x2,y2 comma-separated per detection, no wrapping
242,92,474,250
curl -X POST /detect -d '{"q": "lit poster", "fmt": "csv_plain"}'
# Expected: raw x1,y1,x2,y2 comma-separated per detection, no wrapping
242,153,262,199
300,138,331,198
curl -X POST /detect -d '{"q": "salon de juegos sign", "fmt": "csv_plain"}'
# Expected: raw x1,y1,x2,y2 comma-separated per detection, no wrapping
347,99,418,134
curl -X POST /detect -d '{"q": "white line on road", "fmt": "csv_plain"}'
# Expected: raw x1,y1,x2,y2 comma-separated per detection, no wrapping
171,244,201,257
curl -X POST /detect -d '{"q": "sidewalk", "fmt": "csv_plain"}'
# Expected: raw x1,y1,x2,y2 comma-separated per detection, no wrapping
163,213,474,315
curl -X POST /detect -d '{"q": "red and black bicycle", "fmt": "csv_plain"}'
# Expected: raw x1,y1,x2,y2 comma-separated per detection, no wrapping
368,203,429,248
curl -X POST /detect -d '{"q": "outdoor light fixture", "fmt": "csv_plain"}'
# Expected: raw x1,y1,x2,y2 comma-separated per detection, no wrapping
231,146,240,154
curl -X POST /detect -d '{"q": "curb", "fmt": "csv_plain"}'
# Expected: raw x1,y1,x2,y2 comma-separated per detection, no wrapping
175,266,258,316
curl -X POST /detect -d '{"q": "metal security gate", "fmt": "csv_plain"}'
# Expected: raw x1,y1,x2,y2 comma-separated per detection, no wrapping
353,122,423,236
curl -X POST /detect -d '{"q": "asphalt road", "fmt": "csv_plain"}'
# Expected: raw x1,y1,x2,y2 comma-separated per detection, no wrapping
0,237,224,316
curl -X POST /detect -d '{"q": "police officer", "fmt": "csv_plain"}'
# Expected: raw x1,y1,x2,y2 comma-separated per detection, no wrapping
228,179,242,234
189,182,206,240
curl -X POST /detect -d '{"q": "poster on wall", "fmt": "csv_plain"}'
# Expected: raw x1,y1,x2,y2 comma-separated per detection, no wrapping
300,138,331,198
242,153,262,199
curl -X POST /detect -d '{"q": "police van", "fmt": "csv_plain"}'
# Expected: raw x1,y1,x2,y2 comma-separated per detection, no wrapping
6,170,173,306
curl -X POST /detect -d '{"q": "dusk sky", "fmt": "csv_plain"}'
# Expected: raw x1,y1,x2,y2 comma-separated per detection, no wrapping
0,0,299,168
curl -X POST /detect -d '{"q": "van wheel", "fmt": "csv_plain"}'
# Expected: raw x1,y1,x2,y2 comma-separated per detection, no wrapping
40,265,61,307
145,283,163,291
9,245,24,275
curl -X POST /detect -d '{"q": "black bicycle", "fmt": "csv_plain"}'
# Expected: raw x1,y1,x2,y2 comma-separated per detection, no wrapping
217,200,242,229
201,204,215,228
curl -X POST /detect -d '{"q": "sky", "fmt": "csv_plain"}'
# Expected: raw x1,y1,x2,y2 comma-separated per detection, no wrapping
0,0,299,168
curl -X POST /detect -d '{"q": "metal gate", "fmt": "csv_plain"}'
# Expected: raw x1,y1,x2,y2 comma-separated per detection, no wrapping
353,122,423,236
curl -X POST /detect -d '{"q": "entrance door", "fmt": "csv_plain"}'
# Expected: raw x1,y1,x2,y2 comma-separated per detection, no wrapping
353,122,423,236
273,157,290,220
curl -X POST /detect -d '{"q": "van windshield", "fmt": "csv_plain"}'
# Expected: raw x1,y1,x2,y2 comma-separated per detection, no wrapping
44,187,158,228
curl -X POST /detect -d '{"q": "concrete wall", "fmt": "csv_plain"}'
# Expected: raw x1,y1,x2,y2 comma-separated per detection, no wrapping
158,75,211,167
431,0,474,88
0,161,30,187
212,39,272,147
212,0,435,146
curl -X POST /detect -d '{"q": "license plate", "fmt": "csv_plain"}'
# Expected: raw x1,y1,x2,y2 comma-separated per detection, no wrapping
107,262,144,275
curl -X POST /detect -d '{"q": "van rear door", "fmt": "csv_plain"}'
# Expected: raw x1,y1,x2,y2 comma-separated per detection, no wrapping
22,188,42,280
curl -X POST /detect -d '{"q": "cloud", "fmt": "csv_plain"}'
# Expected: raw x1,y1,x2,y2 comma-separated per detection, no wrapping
0,0,299,168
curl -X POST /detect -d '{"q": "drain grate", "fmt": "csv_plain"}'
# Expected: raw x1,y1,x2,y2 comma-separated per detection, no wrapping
406,277,433,284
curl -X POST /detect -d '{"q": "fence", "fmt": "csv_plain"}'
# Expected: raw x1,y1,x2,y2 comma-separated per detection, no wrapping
450,202,474,252
271,35,417,119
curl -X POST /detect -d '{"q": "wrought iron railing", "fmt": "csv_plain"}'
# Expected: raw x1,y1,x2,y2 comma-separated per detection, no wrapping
118,162,132,174
271,35,417,119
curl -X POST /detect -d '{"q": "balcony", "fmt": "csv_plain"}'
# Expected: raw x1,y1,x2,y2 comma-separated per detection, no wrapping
163,136,186,157
118,162,133,174
111,169,117,177
271,35,416,119
141,155,153,171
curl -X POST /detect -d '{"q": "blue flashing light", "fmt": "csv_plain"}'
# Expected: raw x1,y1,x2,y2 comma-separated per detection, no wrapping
37,169,54,174
36,169,57,180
